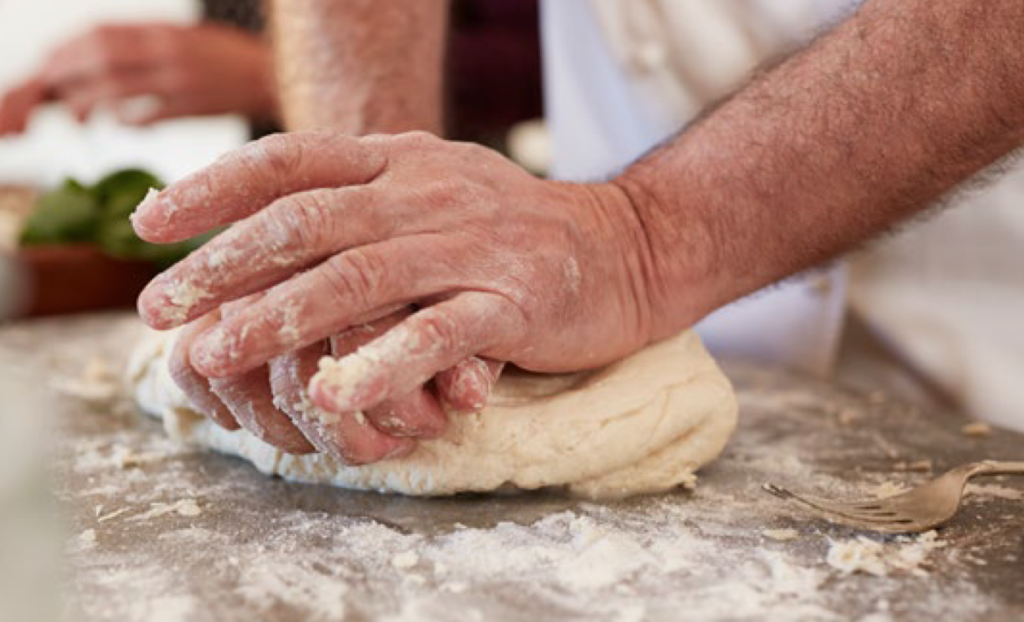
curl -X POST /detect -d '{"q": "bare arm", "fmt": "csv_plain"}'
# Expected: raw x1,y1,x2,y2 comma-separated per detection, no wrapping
161,0,478,465
270,0,449,133
614,0,1024,340
134,0,1024,425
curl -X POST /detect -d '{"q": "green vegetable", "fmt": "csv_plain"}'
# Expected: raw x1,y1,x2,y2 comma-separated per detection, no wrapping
19,168,212,267
19,179,98,245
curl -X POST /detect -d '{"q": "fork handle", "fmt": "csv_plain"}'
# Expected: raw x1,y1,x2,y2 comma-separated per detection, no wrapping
976,460,1024,476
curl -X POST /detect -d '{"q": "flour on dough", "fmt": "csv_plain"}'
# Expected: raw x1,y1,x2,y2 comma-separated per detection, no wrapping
127,329,737,499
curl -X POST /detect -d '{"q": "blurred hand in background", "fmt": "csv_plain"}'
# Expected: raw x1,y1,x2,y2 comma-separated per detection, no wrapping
0,21,276,134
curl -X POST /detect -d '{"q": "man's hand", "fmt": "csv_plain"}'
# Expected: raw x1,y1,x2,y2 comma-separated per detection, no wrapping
134,130,657,426
170,298,504,464
132,0,1024,466
0,22,276,134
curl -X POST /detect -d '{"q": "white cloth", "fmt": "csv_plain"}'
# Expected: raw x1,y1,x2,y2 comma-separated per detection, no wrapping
542,0,1024,431
849,175,1024,432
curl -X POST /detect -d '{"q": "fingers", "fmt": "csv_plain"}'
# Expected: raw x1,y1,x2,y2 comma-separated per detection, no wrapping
365,389,447,438
131,132,387,243
205,295,313,452
329,312,447,438
269,341,414,465
57,69,174,122
40,24,172,86
208,365,315,454
175,236,460,375
168,311,238,431
435,357,505,413
310,292,519,415
117,97,194,126
137,185,391,328
0,77,48,136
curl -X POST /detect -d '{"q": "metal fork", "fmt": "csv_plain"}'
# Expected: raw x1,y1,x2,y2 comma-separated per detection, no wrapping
763,460,1024,533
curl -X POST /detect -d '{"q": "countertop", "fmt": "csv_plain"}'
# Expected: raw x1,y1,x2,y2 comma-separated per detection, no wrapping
1,313,1021,621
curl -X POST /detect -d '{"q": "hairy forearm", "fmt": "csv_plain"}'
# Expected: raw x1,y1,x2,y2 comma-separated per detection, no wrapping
614,0,1024,339
270,0,448,133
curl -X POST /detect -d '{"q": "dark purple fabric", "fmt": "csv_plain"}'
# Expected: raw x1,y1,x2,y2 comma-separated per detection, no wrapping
446,0,544,143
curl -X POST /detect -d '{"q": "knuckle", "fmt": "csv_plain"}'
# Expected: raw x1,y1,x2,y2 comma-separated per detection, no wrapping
417,311,461,354
458,140,494,163
394,130,439,150
321,248,386,306
421,178,462,205
274,189,335,251
248,133,305,186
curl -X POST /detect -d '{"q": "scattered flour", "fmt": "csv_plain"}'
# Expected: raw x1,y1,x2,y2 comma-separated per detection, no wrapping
965,483,1024,502
34,315,1012,622
391,550,420,570
77,529,97,550
50,356,120,403
164,280,210,325
763,528,800,542
826,531,944,577
893,460,933,473
131,499,203,521
872,481,910,498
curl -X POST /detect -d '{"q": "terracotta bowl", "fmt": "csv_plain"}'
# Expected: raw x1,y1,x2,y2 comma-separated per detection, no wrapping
12,244,159,317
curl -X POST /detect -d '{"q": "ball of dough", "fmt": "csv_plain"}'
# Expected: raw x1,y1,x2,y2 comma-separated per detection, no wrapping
128,329,737,499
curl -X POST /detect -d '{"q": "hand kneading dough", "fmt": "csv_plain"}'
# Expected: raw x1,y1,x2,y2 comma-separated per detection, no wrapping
128,330,737,498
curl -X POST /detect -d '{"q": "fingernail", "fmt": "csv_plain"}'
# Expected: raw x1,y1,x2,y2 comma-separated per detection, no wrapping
130,187,162,235
467,366,493,410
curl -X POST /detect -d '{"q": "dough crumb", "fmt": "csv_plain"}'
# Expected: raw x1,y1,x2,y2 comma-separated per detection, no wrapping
132,499,203,521
391,550,419,570
826,531,944,577
836,408,861,426
872,481,909,498
762,528,800,542
894,460,933,473
51,356,119,403
965,483,1024,502
866,391,887,405
96,507,130,523
166,280,210,323
961,422,993,437
77,528,97,549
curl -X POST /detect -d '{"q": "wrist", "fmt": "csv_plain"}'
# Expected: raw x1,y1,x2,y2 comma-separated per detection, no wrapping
602,171,722,342
567,180,660,356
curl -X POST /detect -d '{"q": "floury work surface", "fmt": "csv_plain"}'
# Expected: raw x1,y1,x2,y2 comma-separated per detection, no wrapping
2,313,1022,621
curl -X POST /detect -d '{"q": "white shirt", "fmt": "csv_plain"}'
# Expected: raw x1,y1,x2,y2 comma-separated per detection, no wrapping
542,0,850,377
542,0,1024,431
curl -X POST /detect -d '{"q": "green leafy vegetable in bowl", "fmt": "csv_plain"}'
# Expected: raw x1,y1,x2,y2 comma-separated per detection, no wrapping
19,168,213,267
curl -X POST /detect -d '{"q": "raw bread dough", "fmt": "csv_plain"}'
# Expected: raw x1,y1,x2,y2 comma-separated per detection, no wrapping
128,329,737,498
